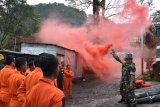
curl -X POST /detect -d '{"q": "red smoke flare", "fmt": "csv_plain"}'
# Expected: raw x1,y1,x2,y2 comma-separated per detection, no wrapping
37,0,151,80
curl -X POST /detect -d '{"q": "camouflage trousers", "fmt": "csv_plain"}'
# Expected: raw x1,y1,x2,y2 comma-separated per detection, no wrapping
120,81,137,107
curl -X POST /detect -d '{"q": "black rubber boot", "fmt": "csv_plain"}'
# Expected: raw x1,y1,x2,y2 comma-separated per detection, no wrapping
126,103,137,107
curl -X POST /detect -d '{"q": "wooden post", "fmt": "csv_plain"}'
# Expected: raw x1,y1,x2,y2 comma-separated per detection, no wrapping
141,35,144,75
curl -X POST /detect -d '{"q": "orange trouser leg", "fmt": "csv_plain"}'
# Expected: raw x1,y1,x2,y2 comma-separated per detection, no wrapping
68,81,72,97
63,80,67,96
63,79,70,97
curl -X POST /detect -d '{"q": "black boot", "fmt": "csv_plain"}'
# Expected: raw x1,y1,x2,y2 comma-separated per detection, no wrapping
126,103,137,107
126,104,131,107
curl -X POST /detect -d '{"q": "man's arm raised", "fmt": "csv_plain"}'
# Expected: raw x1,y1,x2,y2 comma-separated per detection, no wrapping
111,49,125,64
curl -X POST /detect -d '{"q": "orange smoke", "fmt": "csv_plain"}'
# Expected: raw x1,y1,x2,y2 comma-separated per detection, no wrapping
83,43,113,79
37,0,151,80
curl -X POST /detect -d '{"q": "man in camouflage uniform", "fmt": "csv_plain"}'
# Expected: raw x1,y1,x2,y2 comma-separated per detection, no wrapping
111,49,136,107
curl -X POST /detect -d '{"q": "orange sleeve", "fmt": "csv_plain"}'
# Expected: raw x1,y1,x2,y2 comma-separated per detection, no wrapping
64,70,74,78
51,89,64,107
70,71,74,77
17,77,25,88
17,79,26,102
51,101,63,107
22,90,31,107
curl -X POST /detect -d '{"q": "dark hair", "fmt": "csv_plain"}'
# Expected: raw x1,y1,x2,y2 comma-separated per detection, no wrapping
5,55,15,65
15,57,26,70
35,53,48,67
66,64,70,68
28,61,34,68
61,62,64,66
34,59,39,67
39,53,48,57
125,58,133,60
39,54,58,77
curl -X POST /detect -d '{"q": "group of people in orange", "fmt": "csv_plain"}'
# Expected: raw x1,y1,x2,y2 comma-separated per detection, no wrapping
0,53,74,107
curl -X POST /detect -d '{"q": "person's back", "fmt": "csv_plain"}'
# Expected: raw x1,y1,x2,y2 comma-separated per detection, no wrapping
23,53,64,107
24,55,47,91
9,72,25,100
8,57,27,107
17,65,43,103
0,65,15,91
25,67,43,91
24,78,64,107
0,55,15,107
17,54,43,102
17,53,49,103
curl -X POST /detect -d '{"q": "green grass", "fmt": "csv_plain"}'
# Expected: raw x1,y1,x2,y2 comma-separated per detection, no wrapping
136,72,153,81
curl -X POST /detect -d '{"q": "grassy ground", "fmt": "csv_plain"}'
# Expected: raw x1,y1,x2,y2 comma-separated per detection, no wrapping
136,72,152,81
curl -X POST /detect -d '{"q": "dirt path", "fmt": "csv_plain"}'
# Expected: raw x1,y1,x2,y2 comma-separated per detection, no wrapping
66,78,160,107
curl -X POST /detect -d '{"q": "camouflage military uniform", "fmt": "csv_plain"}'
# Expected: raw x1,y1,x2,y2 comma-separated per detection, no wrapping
113,54,136,107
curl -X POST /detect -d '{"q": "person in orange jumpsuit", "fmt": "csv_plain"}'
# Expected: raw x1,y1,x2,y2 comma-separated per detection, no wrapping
17,55,44,103
63,65,74,99
8,57,27,107
25,61,35,76
23,54,64,107
0,55,15,107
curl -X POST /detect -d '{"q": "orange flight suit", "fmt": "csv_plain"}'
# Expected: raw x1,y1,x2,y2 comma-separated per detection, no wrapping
17,67,43,103
0,65,15,107
63,69,74,98
24,69,31,76
23,78,64,107
0,71,1,89
8,71,25,107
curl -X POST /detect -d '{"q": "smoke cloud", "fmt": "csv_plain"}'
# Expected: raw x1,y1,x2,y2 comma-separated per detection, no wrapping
37,0,151,80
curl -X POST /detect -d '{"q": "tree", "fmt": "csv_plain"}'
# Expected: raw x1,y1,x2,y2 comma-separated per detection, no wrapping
66,0,122,19
35,3,87,26
0,0,40,49
152,11,160,24
144,32,157,49
138,0,154,11
66,0,154,23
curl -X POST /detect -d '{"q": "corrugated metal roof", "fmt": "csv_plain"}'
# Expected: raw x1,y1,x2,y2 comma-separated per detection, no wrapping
19,42,78,53
0,50,37,57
